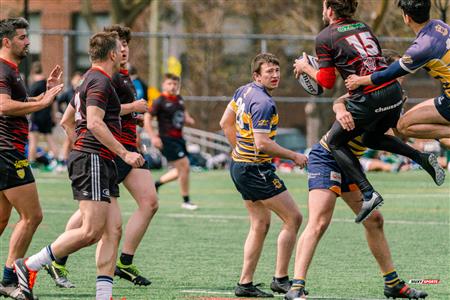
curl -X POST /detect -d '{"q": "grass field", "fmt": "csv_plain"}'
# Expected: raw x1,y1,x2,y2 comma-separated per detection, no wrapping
0,169,448,300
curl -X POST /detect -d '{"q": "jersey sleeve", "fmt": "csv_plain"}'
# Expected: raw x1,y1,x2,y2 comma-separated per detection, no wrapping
316,30,334,69
0,70,11,96
399,40,433,73
86,77,109,111
249,98,273,133
149,97,162,116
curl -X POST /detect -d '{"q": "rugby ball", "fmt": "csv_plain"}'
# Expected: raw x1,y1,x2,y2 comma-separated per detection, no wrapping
297,55,323,96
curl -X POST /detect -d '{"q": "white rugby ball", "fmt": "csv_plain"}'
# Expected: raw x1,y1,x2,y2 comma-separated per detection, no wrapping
297,55,323,96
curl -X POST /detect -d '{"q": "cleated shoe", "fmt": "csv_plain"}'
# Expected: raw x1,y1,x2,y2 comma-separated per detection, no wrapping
114,262,151,286
0,282,39,300
44,262,75,288
420,153,445,186
355,191,383,224
284,287,308,300
13,259,36,300
235,283,274,298
384,281,428,299
181,202,198,210
270,277,292,294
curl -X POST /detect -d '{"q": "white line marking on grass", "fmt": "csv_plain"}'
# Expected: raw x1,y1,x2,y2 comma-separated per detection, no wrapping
180,289,386,300
42,210,448,226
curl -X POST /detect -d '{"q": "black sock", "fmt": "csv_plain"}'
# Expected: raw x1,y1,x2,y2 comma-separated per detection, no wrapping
2,266,17,284
119,253,134,266
155,180,163,188
55,256,68,266
274,275,289,282
239,281,253,287
183,195,190,203
362,132,421,163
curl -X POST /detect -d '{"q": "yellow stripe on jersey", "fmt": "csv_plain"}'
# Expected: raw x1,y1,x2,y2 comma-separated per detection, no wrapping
425,49,450,97
320,134,367,158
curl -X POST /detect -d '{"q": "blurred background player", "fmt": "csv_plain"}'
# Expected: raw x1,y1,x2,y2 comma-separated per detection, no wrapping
0,17,63,299
220,53,307,297
144,73,198,210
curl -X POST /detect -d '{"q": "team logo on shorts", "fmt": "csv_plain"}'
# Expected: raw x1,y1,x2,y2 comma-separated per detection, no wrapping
102,189,110,197
16,168,25,179
272,179,282,189
330,171,341,183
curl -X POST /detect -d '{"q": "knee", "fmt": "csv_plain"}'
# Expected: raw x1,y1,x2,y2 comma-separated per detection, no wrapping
396,117,410,136
252,220,271,236
22,210,43,229
364,211,384,230
81,226,104,246
307,218,330,238
286,211,302,233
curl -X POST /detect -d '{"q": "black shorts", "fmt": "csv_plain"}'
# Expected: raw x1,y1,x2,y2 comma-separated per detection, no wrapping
0,150,35,191
434,94,450,122
347,81,403,133
161,136,188,162
230,161,287,201
68,150,119,202
114,144,150,184
30,119,54,134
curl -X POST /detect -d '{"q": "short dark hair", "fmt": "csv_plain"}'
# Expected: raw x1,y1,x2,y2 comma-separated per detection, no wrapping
0,17,29,49
251,53,280,75
30,61,43,74
397,0,430,24
89,31,119,62
163,73,180,82
103,24,131,43
382,49,401,65
325,0,358,19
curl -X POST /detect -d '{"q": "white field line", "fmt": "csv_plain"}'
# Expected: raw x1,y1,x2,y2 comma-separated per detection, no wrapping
180,289,386,300
41,209,449,226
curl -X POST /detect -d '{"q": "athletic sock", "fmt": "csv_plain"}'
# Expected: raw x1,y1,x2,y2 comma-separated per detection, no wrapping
384,270,400,287
2,266,17,284
274,275,289,283
183,195,190,203
239,281,253,287
26,245,55,271
291,278,306,290
119,253,134,266
155,180,163,188
96,275,113,300
54,255,68,267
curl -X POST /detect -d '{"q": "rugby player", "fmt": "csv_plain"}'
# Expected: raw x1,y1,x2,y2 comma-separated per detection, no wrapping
220,53,307,297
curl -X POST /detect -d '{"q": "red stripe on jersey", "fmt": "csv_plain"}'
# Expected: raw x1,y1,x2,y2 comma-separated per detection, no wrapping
362,79,396,94
0,57,18,70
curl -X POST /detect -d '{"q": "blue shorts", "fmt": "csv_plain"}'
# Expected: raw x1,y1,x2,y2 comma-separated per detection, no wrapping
434,94,450,122
307,143,359,196
230,161,287,201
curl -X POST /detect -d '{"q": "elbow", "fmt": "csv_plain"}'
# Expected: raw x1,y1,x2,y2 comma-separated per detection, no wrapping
87,119,101,132
255,141,268,153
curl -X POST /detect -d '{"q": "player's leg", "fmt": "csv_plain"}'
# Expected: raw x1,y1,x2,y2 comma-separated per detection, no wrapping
44,133,59,161
156,167,178,187
95,197,122,300
0,191,12,236
27,131,39,163
343,191,428,299
285,189,336,300
261,190,301,293
116,168,158,286
397,97,450,139
173,156,196,209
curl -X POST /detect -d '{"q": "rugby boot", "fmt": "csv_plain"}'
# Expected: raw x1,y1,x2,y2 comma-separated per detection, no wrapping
0,282,39,300
284,287,308,300
235,282,274,297
384,281,428,299
13,259,36,300
355,191,383,223
270,277,292,294
44,262,75,288
419,153,445,186
114,262,151,286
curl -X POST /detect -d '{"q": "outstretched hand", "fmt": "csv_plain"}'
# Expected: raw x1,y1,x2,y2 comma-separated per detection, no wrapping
293,52,310,79
47,65,63,90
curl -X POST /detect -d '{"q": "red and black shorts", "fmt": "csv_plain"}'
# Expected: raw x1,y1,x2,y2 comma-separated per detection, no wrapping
68,150,119,202
0,149,35,191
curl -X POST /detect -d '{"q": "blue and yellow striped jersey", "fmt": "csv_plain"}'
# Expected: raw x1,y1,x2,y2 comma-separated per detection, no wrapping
320,132,367,158
399,19,450,98
228,82,278,163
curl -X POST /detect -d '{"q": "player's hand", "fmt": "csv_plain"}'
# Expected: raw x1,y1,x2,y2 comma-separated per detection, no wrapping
133,99,148,113
151,136,163,149
336,109,355,131
123,151,145,168
293,52,310,79
47,65,63,90
292,152,308,169
41,84,64,106
345,75,361,91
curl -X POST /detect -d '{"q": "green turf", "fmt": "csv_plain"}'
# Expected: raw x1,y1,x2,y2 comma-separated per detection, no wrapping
0,170,448,299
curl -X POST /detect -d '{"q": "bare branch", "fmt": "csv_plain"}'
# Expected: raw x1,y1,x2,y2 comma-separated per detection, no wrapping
80,0,98,32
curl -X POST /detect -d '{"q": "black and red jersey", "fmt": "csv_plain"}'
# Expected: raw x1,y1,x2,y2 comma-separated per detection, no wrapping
70,67,121,160
316,19,394,94
0,57,29,154
150,93,185,138
113,69,137,148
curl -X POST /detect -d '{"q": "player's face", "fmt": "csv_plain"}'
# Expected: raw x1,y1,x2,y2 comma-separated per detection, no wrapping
10,29,30,60
111,39,121,72
254,62,280,91
162,79,179,95
119,39,129,67
322,0,331,25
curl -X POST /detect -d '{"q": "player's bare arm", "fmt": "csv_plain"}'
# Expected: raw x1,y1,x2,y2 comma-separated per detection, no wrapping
219,107,237,148
253,132,307,168
0,83,63,116
87,105,144,167
120,99,148,115
60,103,76,144
345,74,373,90
143,112,162,149
184,110,195,126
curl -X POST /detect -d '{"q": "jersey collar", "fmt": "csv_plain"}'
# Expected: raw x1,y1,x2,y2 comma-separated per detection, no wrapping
0,57,18,70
